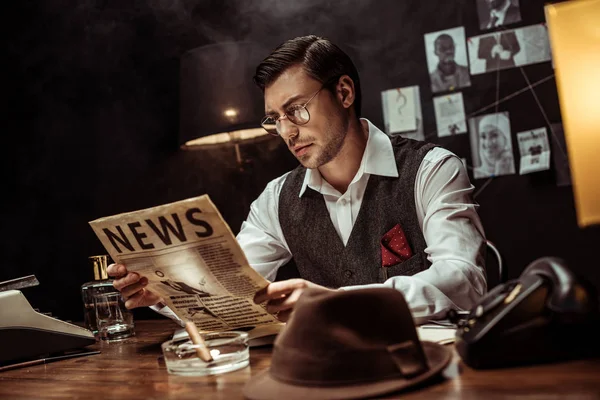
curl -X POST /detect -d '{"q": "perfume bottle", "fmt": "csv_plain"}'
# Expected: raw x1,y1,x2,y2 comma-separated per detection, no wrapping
81,255,118,334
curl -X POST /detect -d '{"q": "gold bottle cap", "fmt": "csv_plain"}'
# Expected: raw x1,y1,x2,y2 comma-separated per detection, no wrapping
89,255,109,280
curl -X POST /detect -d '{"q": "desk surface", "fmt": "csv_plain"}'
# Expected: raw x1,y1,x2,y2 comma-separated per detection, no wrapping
1,320,599,399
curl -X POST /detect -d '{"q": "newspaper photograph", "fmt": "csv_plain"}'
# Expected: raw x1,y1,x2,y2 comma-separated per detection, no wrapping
517,127,551,175
89,195,280,332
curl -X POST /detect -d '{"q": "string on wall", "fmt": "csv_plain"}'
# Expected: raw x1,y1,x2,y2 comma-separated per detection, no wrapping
380,1,569,200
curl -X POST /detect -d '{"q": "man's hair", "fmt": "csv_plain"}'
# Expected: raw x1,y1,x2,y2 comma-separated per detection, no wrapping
434,34,454,48
253,35,362,117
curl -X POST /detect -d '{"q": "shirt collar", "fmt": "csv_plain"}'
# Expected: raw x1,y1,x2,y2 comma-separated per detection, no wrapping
298,118,399,197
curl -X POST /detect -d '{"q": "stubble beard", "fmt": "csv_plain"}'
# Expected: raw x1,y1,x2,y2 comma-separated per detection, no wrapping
297,118,349,169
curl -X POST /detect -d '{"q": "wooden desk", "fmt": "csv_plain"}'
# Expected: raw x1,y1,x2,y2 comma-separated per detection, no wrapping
1,320,599,399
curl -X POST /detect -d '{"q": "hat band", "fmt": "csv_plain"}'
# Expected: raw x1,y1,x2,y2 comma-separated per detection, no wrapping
270,340,429,387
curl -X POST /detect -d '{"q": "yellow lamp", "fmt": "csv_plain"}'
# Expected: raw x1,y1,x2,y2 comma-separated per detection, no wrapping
546,0,600,227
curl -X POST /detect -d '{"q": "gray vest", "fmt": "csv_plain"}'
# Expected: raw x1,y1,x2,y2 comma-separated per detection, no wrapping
277,136,436,288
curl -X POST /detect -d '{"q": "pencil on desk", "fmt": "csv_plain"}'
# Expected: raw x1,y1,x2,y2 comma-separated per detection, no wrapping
184,321,213,362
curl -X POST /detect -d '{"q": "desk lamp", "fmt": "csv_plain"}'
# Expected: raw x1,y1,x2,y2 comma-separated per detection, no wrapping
545,0,600,227
179,41,274,170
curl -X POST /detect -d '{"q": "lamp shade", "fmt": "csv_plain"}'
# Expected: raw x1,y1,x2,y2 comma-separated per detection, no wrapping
546,0,600,227
179,41,270,149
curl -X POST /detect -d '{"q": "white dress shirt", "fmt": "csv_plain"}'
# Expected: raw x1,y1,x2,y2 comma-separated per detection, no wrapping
488,0,512,28
237,119,487,322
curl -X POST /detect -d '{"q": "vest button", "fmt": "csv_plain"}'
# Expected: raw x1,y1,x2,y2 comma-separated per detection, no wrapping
344,270,353,279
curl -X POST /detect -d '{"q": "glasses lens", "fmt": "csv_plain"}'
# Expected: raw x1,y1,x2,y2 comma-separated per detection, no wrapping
261,117,279,136
287,105,310,125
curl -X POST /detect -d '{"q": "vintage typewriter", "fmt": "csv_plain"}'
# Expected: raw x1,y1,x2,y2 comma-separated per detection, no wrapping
0,275,96,366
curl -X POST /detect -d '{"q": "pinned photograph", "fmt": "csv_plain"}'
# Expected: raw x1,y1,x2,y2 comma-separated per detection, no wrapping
468,112,516,179
468,24,552,75
476,0,522,30
433,92,467,137
424,27,471,93
517,128,551,175
381,85,424,141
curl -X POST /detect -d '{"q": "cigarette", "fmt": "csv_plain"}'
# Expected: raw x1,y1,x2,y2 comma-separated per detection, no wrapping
184,321,213,362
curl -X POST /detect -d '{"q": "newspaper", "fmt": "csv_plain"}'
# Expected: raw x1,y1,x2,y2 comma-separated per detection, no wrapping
89,195,280,333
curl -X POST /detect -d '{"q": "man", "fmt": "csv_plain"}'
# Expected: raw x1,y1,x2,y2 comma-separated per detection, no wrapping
429,34,471,93
478,0,522,30
477,31,521,72
108,35,487,323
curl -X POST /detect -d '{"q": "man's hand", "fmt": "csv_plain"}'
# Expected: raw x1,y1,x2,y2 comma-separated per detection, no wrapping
107,263,162,309
499,50,512,60
491,44,504,58
253,279,335,322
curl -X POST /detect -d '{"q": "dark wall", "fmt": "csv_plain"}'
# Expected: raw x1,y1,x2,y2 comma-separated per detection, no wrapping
4,0,599,321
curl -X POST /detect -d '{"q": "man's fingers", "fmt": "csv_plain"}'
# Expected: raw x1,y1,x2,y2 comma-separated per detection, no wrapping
254,279,307,304
124,290,145,309
121,277,149,299
266,289,303,314
124,288,161,309
112,272,141,291
276,309,293,322
107,263,127,278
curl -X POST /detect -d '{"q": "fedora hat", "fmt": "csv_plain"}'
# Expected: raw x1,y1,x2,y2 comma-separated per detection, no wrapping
244,287,452,400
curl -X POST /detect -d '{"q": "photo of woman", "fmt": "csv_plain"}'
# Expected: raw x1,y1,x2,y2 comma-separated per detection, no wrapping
469,112,516,179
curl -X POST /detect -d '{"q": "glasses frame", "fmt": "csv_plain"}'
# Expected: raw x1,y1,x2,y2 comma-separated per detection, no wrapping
260,77,339,136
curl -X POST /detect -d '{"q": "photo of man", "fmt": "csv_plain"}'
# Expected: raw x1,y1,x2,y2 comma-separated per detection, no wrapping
477,0,522,30
477,31,521,72
468,28,525,75
468,24,551,75
424,27,471,93
110,35,487,325
159,278,211,297
469,112,516,179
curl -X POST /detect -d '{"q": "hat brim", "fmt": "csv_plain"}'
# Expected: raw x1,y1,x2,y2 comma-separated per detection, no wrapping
243,341,452,400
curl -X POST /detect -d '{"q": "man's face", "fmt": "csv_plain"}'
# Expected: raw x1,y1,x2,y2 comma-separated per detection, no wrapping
485,0,506,11
435,38,456,64
263,65,349,169
479,124,507,161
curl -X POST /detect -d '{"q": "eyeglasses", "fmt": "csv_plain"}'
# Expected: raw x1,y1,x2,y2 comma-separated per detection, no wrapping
260,79,335,136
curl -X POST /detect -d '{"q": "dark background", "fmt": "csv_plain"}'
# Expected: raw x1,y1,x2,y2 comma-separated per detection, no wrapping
3,0,599,322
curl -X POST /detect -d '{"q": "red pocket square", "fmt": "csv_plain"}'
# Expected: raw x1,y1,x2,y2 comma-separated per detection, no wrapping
381,224,413,267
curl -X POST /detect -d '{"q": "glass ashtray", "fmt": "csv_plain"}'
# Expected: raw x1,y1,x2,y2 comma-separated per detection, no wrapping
161,331,249,376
